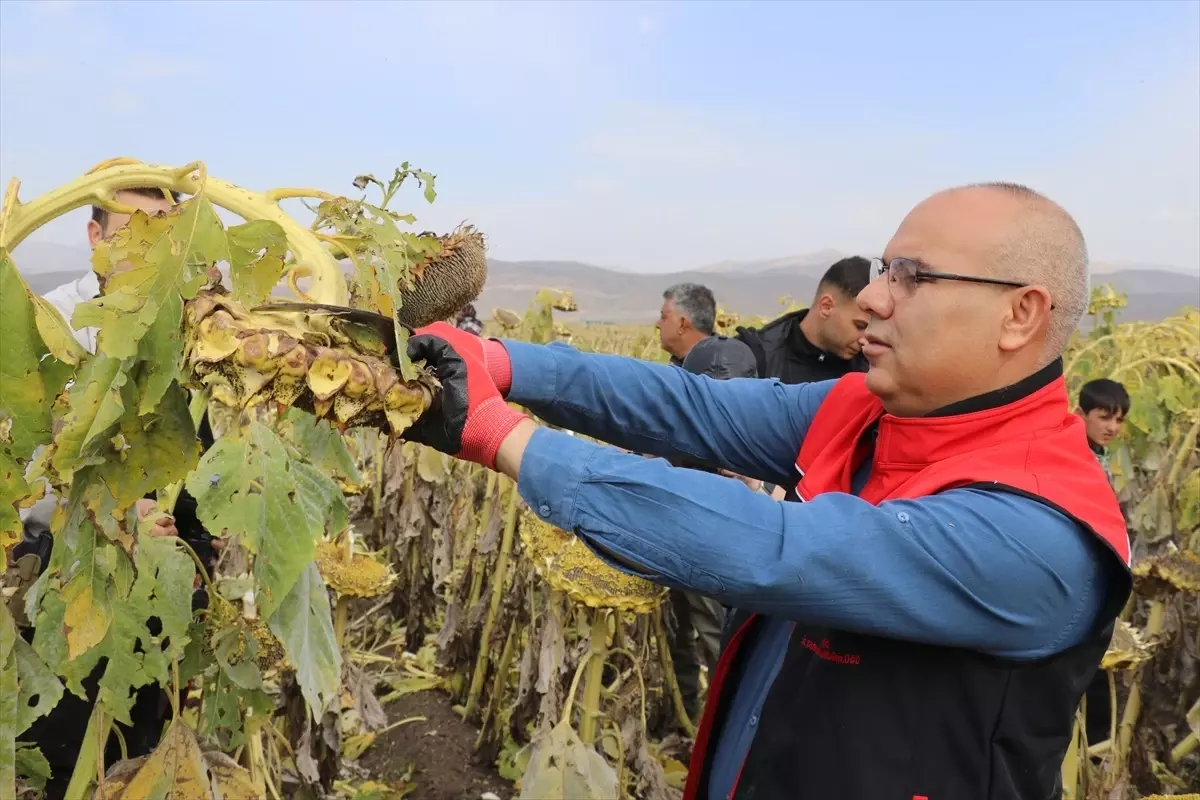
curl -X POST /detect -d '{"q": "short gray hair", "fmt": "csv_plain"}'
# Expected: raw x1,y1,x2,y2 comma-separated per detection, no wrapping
663,282,716,335
963,182,1089,363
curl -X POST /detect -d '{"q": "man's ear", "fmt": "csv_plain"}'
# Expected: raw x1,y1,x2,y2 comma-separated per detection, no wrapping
87,219,105,248
998,286,1053,353
1074,407,1086,420
817,293,836,318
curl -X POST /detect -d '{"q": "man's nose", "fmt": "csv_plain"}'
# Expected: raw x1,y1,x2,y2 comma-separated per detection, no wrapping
856,274,892,317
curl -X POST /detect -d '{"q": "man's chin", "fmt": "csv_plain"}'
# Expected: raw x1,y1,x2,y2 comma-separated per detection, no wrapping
864,367,891,398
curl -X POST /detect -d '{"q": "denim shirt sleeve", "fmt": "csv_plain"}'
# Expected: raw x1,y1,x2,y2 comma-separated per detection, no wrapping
499,340,833,489
518,428,1108,661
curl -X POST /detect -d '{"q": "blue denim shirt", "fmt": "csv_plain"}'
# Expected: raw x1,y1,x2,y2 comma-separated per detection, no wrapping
501,341,1109,798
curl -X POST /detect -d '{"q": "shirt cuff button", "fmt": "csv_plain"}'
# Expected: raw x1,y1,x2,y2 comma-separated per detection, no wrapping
538,504,551,517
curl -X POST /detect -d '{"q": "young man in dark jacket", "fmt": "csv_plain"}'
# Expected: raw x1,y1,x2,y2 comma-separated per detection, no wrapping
735,256,872,383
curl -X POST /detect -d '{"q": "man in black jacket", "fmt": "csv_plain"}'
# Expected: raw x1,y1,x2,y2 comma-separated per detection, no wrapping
735,256,872,383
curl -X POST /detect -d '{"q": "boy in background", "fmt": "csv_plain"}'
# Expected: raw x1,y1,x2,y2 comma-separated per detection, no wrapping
1076,378,1129,746
1076,378,1130,481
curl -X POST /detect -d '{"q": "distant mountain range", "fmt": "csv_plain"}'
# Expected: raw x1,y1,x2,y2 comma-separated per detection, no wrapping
11,240,1198,326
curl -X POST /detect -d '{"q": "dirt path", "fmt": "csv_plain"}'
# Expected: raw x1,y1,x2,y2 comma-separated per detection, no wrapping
359,690,512,800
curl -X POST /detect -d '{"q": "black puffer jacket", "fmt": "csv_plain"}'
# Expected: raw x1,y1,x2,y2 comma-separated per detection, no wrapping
735,309,866,384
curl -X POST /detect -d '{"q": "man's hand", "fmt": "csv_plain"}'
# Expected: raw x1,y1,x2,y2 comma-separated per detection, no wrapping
718,468,764,493
135,498,178,538
405,322,526,469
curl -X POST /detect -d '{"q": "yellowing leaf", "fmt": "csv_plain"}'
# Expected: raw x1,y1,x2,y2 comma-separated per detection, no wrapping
661,756,689,789
97,718,258,799
0,252,71,562
0,450,29,564
1,609,17,793
30,294,86,366
34,482,191,724
61,565,113,660
75,197,214,360
91,383,199,511
222,219,288,307
0,251,59,457
50,355,132,483
518,717,620,800
342,731,377,761
416,446,448,484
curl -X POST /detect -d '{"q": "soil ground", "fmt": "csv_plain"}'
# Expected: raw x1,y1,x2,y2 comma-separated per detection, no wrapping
359,690,512,800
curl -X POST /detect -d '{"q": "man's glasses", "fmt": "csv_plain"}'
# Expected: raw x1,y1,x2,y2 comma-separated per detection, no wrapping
871,257,1033,299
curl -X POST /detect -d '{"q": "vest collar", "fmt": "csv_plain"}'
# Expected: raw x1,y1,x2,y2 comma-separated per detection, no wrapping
875,359,1072,468
928,358,1063,417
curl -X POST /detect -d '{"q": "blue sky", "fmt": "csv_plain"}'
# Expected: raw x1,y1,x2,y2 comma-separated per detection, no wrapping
2,0,1197,272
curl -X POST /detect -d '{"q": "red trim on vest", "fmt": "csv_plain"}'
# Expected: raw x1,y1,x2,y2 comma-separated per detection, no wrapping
794,374,1130,566
683,613,758,800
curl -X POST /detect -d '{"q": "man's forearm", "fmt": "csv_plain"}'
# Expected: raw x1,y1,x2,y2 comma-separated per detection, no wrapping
509,426,1109,661
497,340,830,488
494,418,537,480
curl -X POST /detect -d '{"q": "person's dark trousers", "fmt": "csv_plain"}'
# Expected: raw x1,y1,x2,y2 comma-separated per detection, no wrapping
668,588,727,720
1085,668,1113,745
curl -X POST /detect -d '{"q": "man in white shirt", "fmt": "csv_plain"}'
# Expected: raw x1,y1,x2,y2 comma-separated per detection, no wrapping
42,186,179,350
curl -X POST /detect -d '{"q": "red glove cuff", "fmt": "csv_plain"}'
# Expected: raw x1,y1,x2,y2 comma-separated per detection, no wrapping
460,396,526,469
482,339,513,396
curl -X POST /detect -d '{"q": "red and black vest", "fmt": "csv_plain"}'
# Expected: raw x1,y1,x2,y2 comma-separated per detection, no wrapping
684,365,1131,800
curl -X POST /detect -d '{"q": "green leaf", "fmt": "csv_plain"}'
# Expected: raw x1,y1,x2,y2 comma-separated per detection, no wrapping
134,291,185,415
91,383,199,510
0,250,55,459
223,219,288,306
268,562,341,719
57,534,194,725
178,617,207,686
275,408,364,491
30,294,86,367
50,355,133,483
200,667,273,750
0,620,15,798
14,744,51,790
187,422,346,616
213,623,263,691
12,626,64,735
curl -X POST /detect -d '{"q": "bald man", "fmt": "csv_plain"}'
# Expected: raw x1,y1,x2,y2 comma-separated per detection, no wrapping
399,183,1129,800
